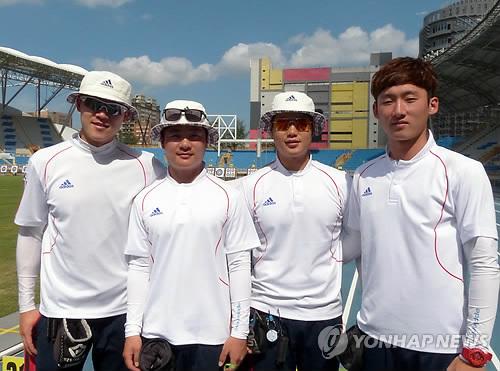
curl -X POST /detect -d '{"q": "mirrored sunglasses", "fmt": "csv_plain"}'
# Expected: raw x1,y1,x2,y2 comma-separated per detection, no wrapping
81,96,128,116
273,117,312,132
163,108,206,122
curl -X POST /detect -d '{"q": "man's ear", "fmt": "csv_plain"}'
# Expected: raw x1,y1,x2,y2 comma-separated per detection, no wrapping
429,97,439,115
373,101,379,119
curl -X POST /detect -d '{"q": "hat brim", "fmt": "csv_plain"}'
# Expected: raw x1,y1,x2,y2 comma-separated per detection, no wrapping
150,120,219,144
259,110,326,136
67,92,138,121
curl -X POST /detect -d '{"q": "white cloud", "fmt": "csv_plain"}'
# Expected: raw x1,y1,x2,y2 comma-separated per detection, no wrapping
75,0,133,8
416,11,428,16
92,24,419,87
92,55,216,86
217,42,285,74
288,25,418,68
141,13,152,21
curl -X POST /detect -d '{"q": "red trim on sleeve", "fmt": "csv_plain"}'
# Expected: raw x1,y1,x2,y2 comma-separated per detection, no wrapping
141,178,167,212
206,176,230,285
43,146,72,188
206,176,230,257
312,164,343,263
356,156,385,196
43,215,58,255
430,150,463,282
117,147,147,188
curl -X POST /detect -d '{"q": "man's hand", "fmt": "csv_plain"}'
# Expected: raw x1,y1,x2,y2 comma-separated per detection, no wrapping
218,336,248,369
123,335,142,371
19,309,40,356
447,356,486,371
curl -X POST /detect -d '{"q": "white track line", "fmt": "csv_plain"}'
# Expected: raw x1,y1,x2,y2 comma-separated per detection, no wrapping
343,268,359,327
488,345,500,370
0,342,23,359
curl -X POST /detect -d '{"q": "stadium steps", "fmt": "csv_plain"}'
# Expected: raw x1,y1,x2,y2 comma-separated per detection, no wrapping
454,125,500,160
342,148,386,170
480,145,500,163
1,115,62,153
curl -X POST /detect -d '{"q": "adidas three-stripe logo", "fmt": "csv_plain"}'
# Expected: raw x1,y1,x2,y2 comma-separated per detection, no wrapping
361,187,372,197
59,179,74,189
285,95,297,102
150,207,163,217
100,79,114,88
263,197,276,206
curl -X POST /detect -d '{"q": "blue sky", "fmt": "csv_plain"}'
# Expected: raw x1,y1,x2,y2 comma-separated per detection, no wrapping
0,0,445,129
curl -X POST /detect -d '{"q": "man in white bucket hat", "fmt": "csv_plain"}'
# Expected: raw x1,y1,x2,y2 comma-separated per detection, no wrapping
123,99,261,370
15,71,165,371
239,91,352,370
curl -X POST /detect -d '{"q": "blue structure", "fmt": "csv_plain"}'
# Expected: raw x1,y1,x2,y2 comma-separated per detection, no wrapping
138,147,385,171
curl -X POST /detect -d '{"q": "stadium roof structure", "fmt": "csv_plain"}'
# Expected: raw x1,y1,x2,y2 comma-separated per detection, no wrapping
0,47,87,115
430,0,500,113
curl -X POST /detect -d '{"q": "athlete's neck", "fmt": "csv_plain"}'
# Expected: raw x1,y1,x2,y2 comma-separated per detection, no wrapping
168,164,204,184
277,152,310,171
388,130,429,161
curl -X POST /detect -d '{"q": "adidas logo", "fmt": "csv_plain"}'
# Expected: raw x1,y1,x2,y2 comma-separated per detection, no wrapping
100,79,114,88
361,187,372,197
59,179,74,189
285,95,297,102
150,207,163,217
263,197,276,206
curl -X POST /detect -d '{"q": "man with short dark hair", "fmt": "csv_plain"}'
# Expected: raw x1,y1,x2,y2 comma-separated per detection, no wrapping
16,71,165,371
345,57,499,371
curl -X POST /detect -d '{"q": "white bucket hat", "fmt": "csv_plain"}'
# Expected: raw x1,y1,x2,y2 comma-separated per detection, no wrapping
151,100,218,144
260,91,326,136
67,71,138,120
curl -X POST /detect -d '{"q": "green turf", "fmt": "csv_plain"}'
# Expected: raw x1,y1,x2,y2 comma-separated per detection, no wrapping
0,175,37,317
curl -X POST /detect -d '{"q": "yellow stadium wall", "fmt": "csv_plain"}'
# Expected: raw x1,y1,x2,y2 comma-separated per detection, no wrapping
261,58,270,90
329,82,369,149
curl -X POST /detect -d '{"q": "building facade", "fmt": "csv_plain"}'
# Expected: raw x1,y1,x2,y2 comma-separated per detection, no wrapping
419,0,497,58
118,94,160,145
249,53,391,150
27,110,72,128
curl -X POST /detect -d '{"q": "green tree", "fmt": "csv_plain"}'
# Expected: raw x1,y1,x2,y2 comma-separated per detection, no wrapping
216,119,249,150
118,131,139,145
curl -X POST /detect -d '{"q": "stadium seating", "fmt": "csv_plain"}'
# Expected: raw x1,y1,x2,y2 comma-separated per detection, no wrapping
453,125,500,160
342,148,386,170
435,136,465,149
139,147,385,173
14,156,30,165
1,114,62,153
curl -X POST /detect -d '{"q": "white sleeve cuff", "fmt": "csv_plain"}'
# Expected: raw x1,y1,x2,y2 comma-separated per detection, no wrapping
125,255,151,338
16,226,43,313
227,251,251,339
463,236,500,351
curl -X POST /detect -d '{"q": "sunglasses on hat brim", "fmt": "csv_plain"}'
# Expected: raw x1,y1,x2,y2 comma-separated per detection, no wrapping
273,117,312,132
163,108,207,122
80,96,128,116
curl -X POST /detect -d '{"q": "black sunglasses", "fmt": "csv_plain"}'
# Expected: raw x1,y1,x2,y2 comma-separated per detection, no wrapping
163,108,206,122
81,96,128,116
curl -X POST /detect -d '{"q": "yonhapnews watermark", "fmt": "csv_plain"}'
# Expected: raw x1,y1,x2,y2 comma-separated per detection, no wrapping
318,326,489,359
